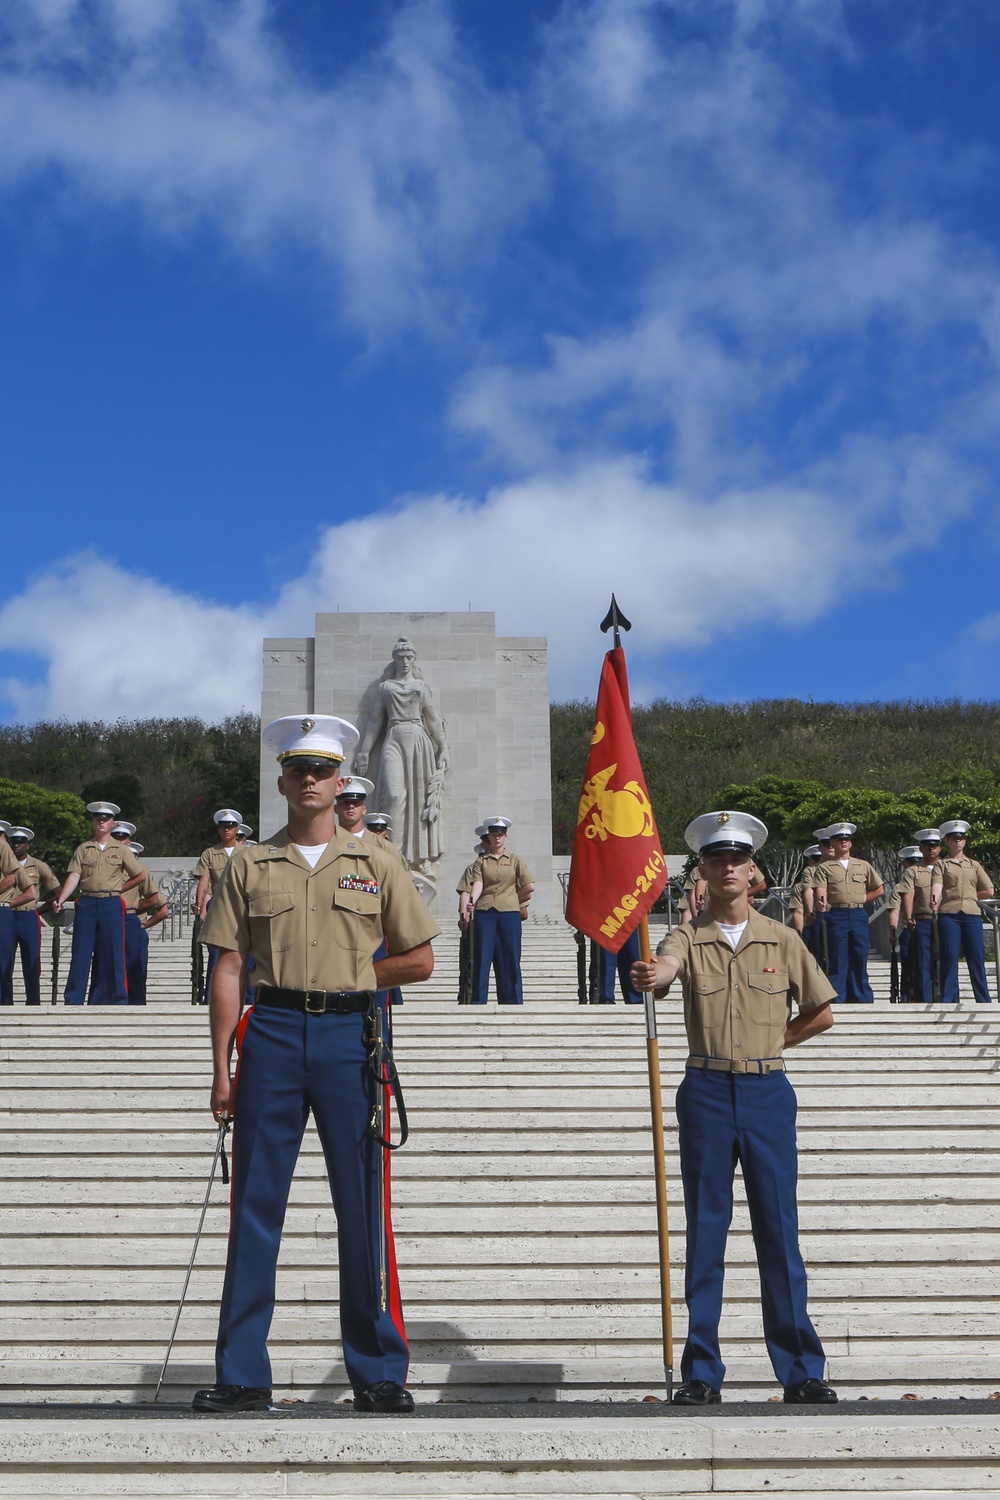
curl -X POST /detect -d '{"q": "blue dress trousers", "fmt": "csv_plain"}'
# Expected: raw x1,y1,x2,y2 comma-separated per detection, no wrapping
597,928,643,1004
471,908,523,1004
65,896,129,1005
676,1067,826,1391
215,1003,409,1394
821,908,874,1003
938,912,992,1004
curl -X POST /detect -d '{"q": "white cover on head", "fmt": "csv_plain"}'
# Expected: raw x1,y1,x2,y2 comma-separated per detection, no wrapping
129,842,145,855
897,845,921,861
940,819,971,837
813,827,832,841
827,822,857,838
365,813,391,830
685,810,767,855
914,828,942,843
0,821,10,834
803,845,821,858
263,714,359,764
111,821,136,838
8,826,33,841
214,808,242,825
483,816,512,832
237,824,253,837
338,777,375,799
475,823,489,838
87,802,121,818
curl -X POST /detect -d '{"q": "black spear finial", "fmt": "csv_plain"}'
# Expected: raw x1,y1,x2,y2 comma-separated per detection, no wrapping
600,594,632,650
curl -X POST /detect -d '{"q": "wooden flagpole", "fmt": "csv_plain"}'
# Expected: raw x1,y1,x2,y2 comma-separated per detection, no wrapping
600,597,673,1400
638,914,674,1401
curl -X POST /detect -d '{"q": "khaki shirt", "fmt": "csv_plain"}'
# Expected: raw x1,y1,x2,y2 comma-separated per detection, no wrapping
194,844,237,892
787,879,807,914
124,869,163,914
933,855,993,915
812,857,880,907
0,864,37,907
456,861,479,897
470,850,534,912
659,908,835,1061
895,863,937,919
68,839,144,895
18,857,59,911
201,826,440,992
0,841,18,880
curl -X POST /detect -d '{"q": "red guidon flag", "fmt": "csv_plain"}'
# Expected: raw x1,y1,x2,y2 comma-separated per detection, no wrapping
565,648,667,952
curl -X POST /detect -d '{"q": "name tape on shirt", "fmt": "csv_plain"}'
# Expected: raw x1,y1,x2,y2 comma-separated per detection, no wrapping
339,874,381,895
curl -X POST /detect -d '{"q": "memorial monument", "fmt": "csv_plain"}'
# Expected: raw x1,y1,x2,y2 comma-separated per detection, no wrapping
260,612,554,914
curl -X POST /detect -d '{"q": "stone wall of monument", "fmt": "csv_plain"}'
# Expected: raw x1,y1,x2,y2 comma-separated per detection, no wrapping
260,611,554,915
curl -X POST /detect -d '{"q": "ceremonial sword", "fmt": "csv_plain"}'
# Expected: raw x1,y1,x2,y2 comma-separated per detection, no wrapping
154,1118,230,1403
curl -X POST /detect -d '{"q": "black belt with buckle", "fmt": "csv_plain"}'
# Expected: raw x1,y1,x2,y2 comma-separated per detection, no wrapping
255,985,374,1015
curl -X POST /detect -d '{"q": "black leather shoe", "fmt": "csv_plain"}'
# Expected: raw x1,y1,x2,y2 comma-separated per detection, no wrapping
192,1384,271,1412
783,1378,838,1404
671,1379,721,1406
353,1379,415,1413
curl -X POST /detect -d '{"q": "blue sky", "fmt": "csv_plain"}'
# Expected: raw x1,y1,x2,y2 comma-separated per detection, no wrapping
1,0,999,720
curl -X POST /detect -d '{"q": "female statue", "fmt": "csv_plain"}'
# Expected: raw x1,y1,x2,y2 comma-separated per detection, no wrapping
354,639,450,873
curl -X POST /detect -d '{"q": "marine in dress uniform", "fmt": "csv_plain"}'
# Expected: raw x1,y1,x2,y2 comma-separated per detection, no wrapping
51,803,144,1005
801,830,833,962
886,847,922,1001
193,714,439,1415
903,830,943,1003
682,867,706,925
335,778,375,838
90,838,169,1005
6,828,57,1005
811,824,883,1003
194,810,244,1003
788,846,822,944
364,813,406,1008
631,810,837,1407
0,827,38,1004
931,820,994,1004
468,818,535,1004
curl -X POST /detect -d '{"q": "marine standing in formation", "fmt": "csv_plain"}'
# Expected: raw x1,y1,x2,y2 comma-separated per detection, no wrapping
811,823,883,1003
5,828,57,1005
467,817,534,1004
931,820,995,1004
0,823,38,1003
194,714,439,1415
193,810,244,1003
632,810,837,1406
51,802,145,1005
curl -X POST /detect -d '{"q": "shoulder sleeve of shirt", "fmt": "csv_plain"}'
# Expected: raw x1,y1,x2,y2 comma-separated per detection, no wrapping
515,855,535,887
784,930,836,1012
193,850,212,878
896,868,915,893
38,861,59,891
657,928,691,968
469,857,485,883
974,861,992,886
812,862,829,885
378,859,440,953
0,841,18,876
67,844,87,875
865,862,881,888
120,848,143,878
200,851,251,953
456,863,477,894
141,872,159,899
15,867,33,891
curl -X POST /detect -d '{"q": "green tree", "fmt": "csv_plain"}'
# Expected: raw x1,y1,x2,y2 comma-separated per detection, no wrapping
712,776,829,884
786,788,941,880
0,780,89,871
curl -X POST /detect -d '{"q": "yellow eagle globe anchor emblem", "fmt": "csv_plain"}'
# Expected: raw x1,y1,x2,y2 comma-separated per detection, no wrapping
577,762,655,843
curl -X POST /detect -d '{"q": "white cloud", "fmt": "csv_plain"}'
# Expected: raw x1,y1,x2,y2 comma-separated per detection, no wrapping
0,448,967,719
0,0,544,333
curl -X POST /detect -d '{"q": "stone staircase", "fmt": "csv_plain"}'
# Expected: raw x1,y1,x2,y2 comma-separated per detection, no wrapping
1,922,999,1494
